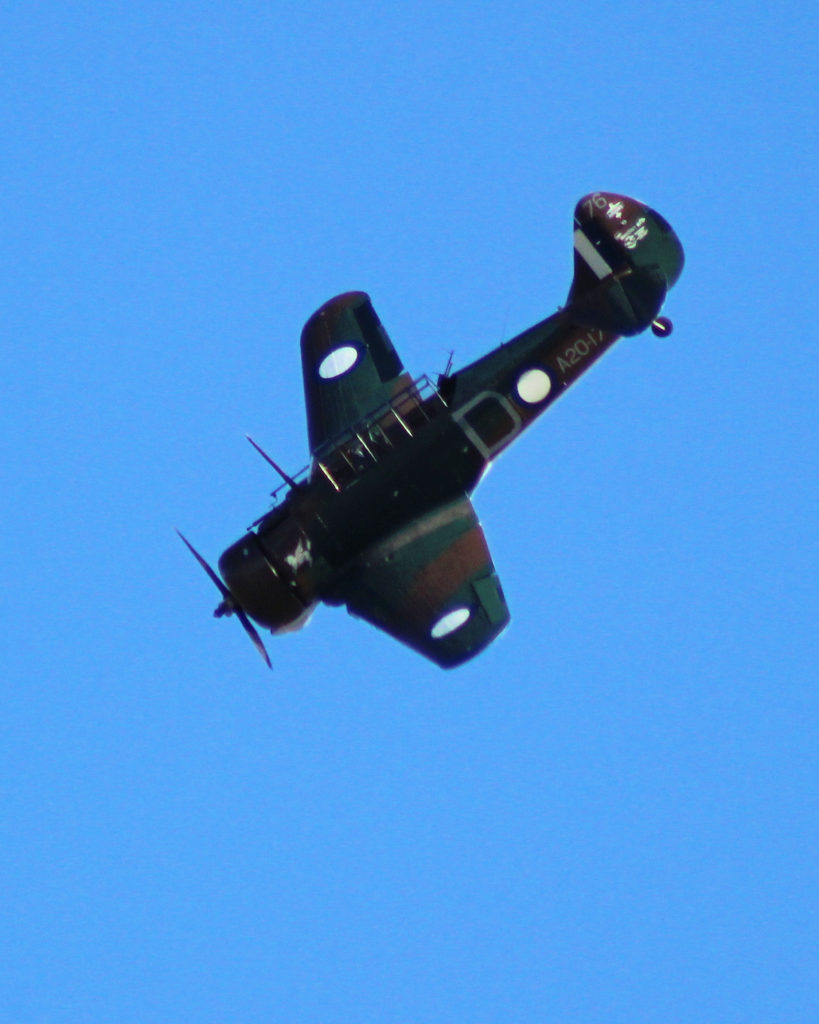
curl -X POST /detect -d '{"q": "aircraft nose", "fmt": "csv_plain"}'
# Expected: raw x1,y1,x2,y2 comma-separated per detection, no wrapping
218,535,306,631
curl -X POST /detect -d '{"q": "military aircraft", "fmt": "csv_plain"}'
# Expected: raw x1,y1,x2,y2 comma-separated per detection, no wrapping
179,191,684,669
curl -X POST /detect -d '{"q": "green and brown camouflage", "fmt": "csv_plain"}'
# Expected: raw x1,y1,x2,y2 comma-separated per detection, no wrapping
181,192,685,669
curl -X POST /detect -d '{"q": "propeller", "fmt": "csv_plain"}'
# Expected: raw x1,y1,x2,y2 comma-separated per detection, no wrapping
176,530,272,669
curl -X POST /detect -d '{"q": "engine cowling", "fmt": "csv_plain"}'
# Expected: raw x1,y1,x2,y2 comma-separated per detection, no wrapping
218,533,310,634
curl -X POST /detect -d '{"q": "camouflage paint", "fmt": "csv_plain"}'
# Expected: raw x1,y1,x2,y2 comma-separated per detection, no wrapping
186,193,685,668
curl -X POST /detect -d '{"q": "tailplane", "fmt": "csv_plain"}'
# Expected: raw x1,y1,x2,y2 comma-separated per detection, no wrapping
567,192,684,336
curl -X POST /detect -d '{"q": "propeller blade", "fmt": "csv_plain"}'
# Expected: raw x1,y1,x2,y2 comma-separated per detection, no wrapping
235,607,273,669
176,529,272,670
176,529,230,599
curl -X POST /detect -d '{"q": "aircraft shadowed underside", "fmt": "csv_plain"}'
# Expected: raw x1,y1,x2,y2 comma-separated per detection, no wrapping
180,192,684,669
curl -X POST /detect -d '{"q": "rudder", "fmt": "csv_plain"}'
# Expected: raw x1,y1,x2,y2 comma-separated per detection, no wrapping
567,192,684,336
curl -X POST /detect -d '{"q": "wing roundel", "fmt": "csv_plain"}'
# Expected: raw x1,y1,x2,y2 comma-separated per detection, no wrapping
301,292,414,455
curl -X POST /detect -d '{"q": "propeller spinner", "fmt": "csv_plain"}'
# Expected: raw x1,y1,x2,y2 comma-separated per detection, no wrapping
176,530,272,669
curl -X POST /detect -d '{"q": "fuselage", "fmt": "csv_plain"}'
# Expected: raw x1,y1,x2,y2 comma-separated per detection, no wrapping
217,305,606,630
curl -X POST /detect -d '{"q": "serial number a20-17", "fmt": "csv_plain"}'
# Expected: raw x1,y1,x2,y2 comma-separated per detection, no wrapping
555,329,607,375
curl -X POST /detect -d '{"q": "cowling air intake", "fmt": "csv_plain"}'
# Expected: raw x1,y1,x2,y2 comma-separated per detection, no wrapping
567,192,685,336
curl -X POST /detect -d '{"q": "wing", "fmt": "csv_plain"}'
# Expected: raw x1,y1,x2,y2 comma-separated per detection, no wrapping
301,291,415,455
334,498,510,668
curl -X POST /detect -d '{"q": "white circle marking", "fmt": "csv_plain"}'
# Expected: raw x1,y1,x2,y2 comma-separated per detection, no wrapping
318,345,359,380
516,368,552,404
430,607,471,639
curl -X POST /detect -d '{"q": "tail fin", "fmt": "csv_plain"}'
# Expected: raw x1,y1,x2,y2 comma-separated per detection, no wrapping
567,192,684,336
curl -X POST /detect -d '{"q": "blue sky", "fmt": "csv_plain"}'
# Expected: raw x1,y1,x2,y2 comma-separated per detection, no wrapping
2,3,817,1021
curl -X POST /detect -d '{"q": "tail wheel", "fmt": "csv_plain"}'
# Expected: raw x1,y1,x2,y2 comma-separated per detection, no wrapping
651,316,673,337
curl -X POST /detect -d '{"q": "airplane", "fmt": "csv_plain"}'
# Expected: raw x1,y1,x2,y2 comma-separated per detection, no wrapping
179,191,684,669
